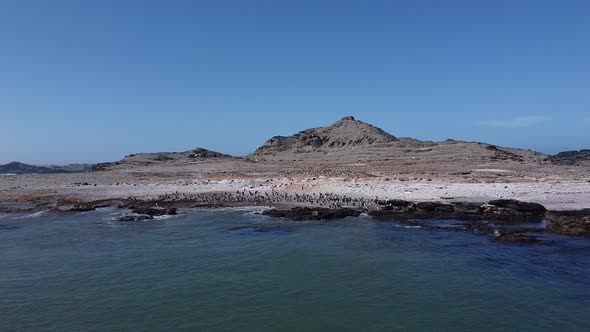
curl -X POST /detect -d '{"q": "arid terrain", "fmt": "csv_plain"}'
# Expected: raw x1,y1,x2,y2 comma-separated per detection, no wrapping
1,117,589,214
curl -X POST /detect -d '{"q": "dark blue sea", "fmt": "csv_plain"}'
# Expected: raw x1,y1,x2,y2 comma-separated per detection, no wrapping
1,208,589,331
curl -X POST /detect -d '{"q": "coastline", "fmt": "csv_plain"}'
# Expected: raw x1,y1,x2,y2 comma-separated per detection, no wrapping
1,183,588,239
1,158,589,239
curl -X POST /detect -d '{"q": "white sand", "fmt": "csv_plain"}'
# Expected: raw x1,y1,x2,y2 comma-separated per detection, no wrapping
49,177,590,211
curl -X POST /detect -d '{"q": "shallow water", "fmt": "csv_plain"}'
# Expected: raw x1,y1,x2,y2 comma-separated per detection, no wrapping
1,209,589,331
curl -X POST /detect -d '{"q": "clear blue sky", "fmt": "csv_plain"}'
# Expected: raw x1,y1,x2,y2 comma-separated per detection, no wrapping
1,0,589,164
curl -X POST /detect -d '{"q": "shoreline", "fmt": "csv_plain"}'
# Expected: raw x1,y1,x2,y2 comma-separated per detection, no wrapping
2,160,589,238
1,190,588,238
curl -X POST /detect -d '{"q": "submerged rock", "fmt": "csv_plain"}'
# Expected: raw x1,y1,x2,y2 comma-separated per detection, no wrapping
545,209,590,236
54,203,97,212
117,214,154,222
493,233,540,243
262,207,361,221
130,206,177,216
490,227,544,243
227,224,293,233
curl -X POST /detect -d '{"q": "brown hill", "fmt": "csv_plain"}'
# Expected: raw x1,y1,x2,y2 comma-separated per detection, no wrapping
250,116,399,158
248,116,547,167
93,147,234,171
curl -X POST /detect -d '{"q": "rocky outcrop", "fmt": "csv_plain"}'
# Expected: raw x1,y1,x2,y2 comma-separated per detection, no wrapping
545,209,590,236
184,148,231,159
115,205,177,222
370,199,546,223
262,207,362,221
483,199,546,222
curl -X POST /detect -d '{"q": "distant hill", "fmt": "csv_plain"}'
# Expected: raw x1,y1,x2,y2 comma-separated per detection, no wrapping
0,162,94,175
93,147,234,171
548,150,590,166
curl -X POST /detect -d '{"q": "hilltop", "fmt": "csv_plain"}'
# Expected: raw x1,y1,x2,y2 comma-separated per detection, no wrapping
250,116,398,158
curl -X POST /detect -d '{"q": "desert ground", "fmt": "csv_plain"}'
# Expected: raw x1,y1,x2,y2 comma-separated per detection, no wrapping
1,153,589,213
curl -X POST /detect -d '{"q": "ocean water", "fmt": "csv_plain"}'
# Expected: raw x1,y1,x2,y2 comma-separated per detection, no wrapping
0,208,589,332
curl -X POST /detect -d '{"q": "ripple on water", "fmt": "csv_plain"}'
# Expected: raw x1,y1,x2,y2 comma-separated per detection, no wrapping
0,209,589,331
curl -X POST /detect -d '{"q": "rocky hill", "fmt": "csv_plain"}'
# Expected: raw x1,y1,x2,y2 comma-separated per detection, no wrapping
250,116,399,158
248,116,545,164
89,117,549,175
93,147,234,171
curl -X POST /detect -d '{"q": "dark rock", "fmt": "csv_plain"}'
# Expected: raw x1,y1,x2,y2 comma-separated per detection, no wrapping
487,199,546,214
262,207,361,221
545,209,590,236
130,206,177,216
371,201,457,220
55,202,97,212
482,199,546,222
377,199,413,207
370,199,546,223
118,214,154,222
68,204,97,212
372,199,416,216
452,202,483,218
493,233,540,243
416,201,454,214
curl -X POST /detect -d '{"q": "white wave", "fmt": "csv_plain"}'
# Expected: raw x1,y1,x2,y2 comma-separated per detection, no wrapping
153,214,180,220
393,224,422,229
188,206,272,214
8,210,48,219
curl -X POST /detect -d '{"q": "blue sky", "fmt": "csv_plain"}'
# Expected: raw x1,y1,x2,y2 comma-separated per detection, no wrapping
1,0,589,164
